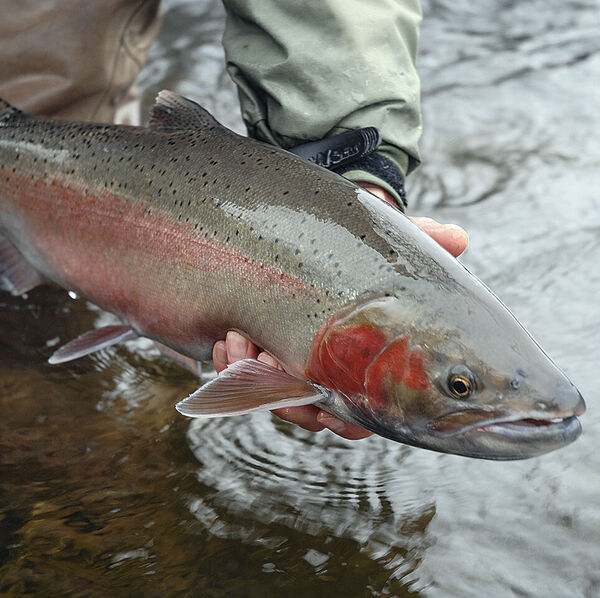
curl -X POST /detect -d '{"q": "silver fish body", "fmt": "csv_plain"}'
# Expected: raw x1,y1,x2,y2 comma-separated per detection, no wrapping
0,91,585,459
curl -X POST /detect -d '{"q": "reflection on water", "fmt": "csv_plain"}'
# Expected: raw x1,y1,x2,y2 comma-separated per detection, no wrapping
1,0,599,596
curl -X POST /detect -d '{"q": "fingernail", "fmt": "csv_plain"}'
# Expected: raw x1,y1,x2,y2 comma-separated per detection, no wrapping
320,417,346,434
446,223,467,235
226,331,249,361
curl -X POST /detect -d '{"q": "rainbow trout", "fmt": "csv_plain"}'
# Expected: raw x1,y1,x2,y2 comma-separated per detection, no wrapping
0,91,585,459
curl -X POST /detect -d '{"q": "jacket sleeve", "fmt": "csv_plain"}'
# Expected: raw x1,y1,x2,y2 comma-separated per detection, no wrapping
221,0,422,205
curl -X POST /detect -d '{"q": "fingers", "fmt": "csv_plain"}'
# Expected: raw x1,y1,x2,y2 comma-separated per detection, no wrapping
272,406,373,440
357,181,396,206
356,181,469,257
226,330,259,363
212,331,258,373
316,411,373,439
257,351,284,370
272,405,325,432
410,217,469,257
213,334,372,440
212,340,228,373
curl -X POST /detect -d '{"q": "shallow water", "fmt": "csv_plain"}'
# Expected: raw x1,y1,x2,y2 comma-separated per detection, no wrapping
2,1,599,596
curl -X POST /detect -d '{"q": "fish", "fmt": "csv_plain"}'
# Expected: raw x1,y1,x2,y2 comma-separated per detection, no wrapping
0,90,585,460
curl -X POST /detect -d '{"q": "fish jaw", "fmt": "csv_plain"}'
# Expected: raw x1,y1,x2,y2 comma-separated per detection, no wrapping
419,391,586,460
326,371,586,460
324,392,585,460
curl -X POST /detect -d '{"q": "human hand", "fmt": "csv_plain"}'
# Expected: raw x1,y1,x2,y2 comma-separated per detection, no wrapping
357,182,469,257
213,183,469,440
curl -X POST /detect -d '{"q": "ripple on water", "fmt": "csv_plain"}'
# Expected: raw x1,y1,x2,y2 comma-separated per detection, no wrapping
186,413,442,556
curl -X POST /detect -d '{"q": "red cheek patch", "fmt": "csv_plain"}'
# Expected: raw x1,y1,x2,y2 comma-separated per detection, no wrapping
366,337,429,408
307,322,430,407
405,352,429,390
309,324,387,398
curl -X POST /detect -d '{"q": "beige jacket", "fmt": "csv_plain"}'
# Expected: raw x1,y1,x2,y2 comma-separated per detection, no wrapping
0,0,422,202
0,0,161,123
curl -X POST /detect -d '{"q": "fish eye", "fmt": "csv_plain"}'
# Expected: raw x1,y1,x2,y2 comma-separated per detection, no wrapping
447,366,476,399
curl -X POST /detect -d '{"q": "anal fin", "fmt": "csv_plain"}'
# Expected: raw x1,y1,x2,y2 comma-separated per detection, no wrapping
0,231,44,295
49,325,137,364
176,358,327,418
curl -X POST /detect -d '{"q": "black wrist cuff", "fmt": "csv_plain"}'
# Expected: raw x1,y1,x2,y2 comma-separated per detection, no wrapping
333,152,407,207
289,127,381,170
289,129,407,207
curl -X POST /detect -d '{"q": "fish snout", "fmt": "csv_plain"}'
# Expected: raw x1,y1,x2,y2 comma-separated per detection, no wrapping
542,386,586,419
573,391,586,416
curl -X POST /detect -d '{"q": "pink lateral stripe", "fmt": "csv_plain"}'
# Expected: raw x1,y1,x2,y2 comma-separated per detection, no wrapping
1,166,317,345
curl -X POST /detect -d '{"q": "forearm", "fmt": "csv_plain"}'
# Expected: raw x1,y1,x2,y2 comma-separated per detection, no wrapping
222,0,423,188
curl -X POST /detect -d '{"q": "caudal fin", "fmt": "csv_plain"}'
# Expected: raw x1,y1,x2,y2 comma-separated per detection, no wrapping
0,98,25,126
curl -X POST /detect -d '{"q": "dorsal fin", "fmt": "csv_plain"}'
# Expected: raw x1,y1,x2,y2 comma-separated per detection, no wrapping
149,90,220,130
0,98,26,127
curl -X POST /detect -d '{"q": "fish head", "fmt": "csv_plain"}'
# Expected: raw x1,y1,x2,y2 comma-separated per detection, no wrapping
310,295,585,460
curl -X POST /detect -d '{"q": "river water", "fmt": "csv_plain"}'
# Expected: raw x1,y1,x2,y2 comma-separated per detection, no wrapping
1,1,599,596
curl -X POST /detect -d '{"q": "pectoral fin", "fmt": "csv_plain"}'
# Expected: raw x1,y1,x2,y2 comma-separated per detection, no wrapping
49,325,137,364
176,358,327,418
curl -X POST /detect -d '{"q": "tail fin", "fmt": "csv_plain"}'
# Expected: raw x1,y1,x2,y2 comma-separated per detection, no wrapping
0,98,25,126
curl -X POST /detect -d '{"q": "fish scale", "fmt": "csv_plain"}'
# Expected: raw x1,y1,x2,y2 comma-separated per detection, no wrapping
0,91,585,460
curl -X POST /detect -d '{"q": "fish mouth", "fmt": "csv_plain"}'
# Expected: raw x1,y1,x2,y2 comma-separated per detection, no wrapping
476,415,581,443
424,407,584,459
430,410,583,441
